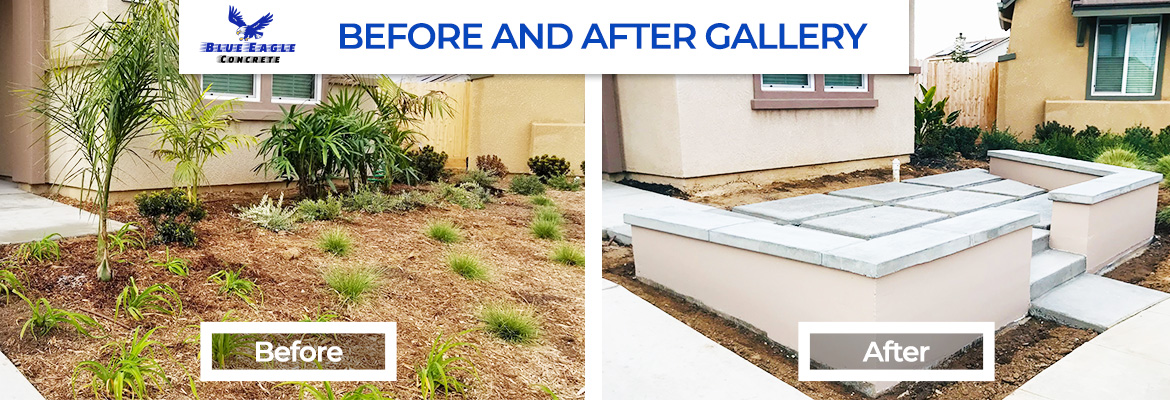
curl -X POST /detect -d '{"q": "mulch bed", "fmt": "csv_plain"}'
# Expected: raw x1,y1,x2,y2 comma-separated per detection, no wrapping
0,185,584,400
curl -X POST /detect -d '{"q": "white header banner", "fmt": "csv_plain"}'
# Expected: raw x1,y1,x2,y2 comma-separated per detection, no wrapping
179,0,911,74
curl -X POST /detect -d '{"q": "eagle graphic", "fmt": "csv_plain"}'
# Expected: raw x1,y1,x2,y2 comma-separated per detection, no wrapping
228,6,273,42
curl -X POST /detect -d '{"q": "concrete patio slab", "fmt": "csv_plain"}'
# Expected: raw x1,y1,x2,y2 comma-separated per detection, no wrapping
731,194,874,224
997,194,1054,229
624,208,761,241
603,181,711,244
709,222,864,264
827,182,944,204
895,190,1017,216
0,182,124,245
962,179,1046,199
800,206,948,239
1030,275,1169,332
1029,249,1086,300
903,168,1001,188
603,280,812,400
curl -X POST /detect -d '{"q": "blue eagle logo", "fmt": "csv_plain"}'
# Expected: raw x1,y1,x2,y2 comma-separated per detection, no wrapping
228,6,273,42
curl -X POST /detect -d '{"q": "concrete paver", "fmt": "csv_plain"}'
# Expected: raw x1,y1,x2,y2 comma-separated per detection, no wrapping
731,194,874,224
0,350,43,399
800,206,947,239
828,182,944,204
903,168,1001,188
997,194,1054,229
602,181,710,244
1030,275,1169,332
962,179,1046,199
895,190,1016,216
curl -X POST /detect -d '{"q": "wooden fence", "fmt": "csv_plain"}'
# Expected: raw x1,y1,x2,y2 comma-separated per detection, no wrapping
400,81,471,169
916,61,999,129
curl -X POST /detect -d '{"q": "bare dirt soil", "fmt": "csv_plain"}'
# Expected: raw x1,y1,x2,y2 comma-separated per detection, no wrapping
0,184,584,400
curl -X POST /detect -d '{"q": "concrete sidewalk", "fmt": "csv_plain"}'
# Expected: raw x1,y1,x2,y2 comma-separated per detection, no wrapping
0,180,122,244
603,279,812,399
1005,298,1170,400
602,181,711,244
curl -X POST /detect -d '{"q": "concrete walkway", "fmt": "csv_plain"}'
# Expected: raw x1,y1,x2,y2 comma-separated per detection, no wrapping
602,181,710,244
0,180,121,244
603,279,812,399
1005,298,1170,400
0,351,42,400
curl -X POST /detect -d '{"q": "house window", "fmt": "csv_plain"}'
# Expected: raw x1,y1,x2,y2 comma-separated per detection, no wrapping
752,74,877,110
272,74,320,102
202,74,257,99
1092,16,1162,96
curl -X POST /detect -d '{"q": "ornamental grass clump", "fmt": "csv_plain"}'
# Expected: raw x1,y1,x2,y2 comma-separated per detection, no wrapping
550,243,585,266
446,252,489,280
425,220,462,244
530,219,564,241
1094,147,1144,170
323,263,382,303
318,228,354,257
480,302,541,344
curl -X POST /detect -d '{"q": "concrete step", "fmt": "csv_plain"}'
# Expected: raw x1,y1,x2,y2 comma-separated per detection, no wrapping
1030,275,1170,332
1032,228,1050,255
1030,249,1085,300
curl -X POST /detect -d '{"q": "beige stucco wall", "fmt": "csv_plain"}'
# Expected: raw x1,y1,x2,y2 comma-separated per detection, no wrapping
0,0,47,184
466,75,585,175
989,158,1098,190
615,74,915,179
997,0,1170,135
1050,184,1157,272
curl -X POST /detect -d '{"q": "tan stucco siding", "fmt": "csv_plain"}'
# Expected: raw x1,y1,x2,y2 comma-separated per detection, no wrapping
997,0,1170,134
466,75,585,175
616,74,915,179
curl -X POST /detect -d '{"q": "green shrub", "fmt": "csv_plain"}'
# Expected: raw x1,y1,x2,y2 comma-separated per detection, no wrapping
209,269,259,305
1038,133,1090,160
546,175,582,191
943,126,983,159
1124,124,1156,157
447,252,488,280
438,183,490,209
913,85,959,163
318,228,354,257
135,188,205,246
277,382,396,400
1153,125,1170,156
1034,121,1075,142
534,206,564,224
527,155,571,182
417,330,479,400
115,277,182,321
1094,147,1144,169
510,175,546,195
236,194,298,231
530,195,554,207
475,154,508,177
480,303,541,343
343,188,395,213
1157,206,1170,231
14,233,62,263
425,220,462,244
150,247,189,276
1155,154,1170,179
550,243,585,266
0,270,24,304
531,219,564,241
323,263,381,303
394,191,439,211
19,294,101,339
298,197,343,221
1078,125,1103,139
410,145,449,182
981,128,1020,152
457,169,499,189
73,327,168,400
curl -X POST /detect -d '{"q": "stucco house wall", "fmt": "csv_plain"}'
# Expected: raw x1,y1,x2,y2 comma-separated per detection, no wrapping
997,0,1170,135
466,75,585,175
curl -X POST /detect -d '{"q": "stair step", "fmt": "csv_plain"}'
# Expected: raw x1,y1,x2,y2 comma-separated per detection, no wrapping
1030,249,1085,300
1031,228,1050,255
1030,275,1169,332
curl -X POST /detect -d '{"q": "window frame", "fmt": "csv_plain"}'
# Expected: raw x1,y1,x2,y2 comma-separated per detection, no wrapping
752,74,877,110
760,74,816,92
271,74,323,104
200,74,261,102
823,74,869,92
1086,15,1168,101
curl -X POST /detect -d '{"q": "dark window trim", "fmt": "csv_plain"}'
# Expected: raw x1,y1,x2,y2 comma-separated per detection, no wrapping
1084,15,1169,101
751,74,877,110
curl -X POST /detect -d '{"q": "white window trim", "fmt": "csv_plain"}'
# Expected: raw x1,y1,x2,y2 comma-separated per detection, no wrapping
824,74,869,92
761,74,815,92
1091,15,1161,97
271,74,324,105
200,74,261,102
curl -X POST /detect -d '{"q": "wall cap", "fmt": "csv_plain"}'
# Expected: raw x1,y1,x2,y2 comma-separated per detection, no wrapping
989,149,1163,204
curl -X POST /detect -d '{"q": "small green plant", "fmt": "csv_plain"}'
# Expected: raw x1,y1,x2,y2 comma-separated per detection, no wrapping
475,154,508,177
446,252,488,280
510,174,546,195
1158,206,1170,231
536,384,561,400
209,268,259,305
19,294,101,339
323,263,382,303
417,330,479,400
211,331,256,369
410,145,449,182
115,277,182,321
480,302,541,344
72,327,168,400
14,232,62,263
437,182,490,209
135,188,206,247
298,196,344,221
527,155,571,182
106,222,146,254
236,193,298,231
1155,154,1170,183
1094,147,1144,169
277,381,397,400
546,174,582,191
318,228,355,257
150,247,189,276
530,219,564,241
0,269,24,303
529,195,554,207
456,169,499,189
299,308,339,322
550,243,585,266
425,220,462,244
534,206,564,224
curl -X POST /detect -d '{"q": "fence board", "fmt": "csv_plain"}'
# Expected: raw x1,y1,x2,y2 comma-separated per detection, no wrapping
400,81,470,169
916,61,998,129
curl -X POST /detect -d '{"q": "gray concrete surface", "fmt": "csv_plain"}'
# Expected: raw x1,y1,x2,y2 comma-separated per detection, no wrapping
895,190,1017,216
902,168,1001,188
997,194,1054,229
0,181,124,244
602,181,710,244
603,280,813,400
0,350,43,400
624,208,758,241
731,194,874,224
828,182,944,204
962,179,1046,199
800,206,948,239
709,222,863,264
1030,275,1169,332
1032,228,1050,255
1029,250,1086,300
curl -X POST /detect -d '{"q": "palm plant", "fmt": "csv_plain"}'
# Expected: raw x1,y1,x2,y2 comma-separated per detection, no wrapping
914,84,960,151
26,0,185,281
352,75,454,185
153,85,253,203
